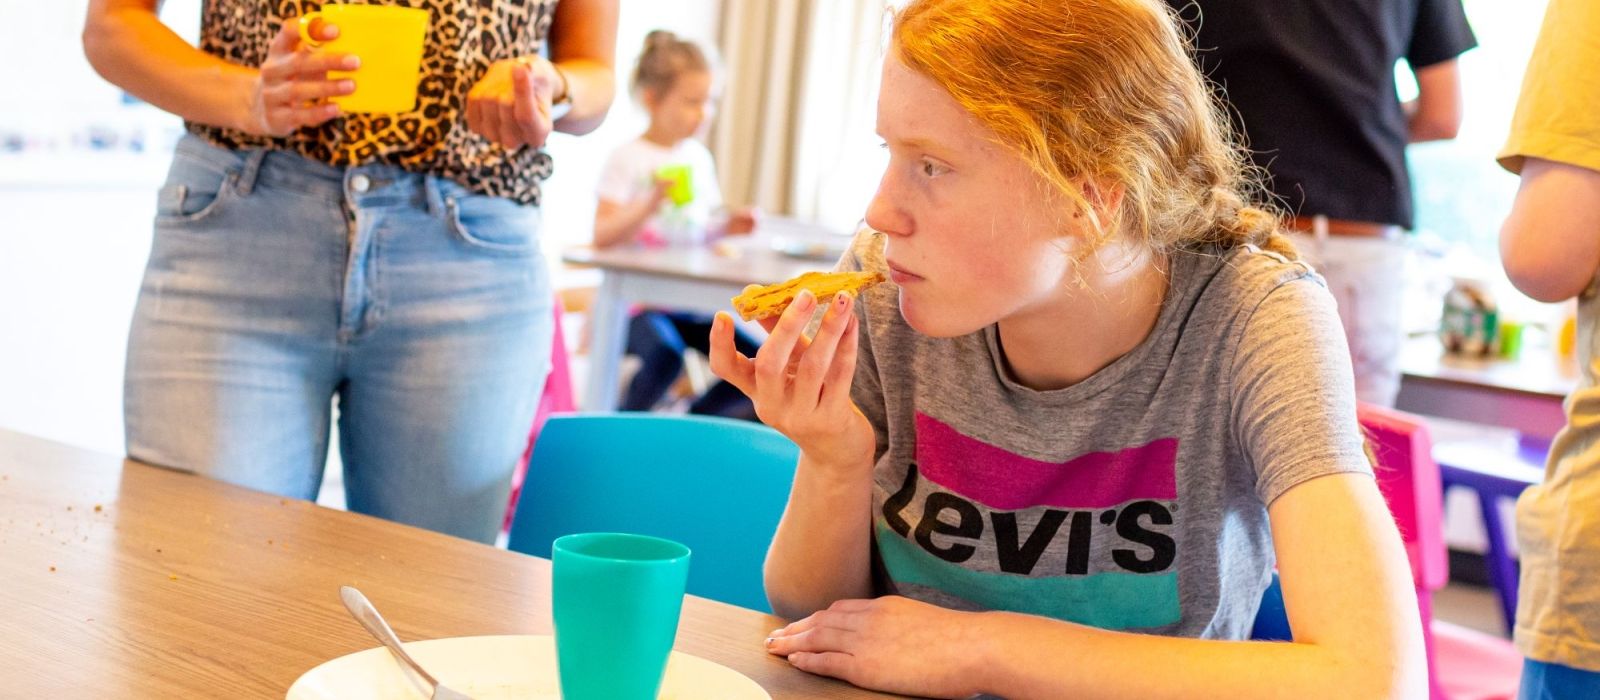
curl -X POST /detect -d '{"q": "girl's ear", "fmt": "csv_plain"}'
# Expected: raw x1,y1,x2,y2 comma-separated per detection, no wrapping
640,86,663,111
1080,178,1125,222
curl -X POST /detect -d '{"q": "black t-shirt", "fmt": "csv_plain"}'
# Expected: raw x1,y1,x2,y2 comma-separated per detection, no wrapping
1168,0,1477,228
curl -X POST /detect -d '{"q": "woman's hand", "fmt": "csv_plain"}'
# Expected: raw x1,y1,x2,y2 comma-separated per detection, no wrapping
246,19,358,136
708,289,874,473
765,596,990,699
466,56,564,150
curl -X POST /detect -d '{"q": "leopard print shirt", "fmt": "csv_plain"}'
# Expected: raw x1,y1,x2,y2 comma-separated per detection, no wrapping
189,0,558,206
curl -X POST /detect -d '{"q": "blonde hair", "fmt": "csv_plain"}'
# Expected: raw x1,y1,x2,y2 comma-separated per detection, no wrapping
891,0,1295,259
630,30,712,101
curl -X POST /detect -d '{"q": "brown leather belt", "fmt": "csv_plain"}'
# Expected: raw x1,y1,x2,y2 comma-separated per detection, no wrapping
1287,215,1404,239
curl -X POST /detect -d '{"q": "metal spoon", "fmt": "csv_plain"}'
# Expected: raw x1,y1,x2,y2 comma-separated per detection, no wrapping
339,585,473,700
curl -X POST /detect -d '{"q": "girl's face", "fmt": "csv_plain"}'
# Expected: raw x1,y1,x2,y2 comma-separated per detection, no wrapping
644,70,715,142
865,50,1085,338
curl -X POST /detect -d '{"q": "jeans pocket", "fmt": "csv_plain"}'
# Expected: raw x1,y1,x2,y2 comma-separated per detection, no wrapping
155,166,238,225
444,192,540,256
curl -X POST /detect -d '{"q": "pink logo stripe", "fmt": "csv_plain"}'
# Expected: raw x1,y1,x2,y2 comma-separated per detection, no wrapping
914,413,1177,510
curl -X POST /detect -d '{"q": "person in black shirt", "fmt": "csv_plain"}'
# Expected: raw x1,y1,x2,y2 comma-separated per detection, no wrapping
1169,0,1477,406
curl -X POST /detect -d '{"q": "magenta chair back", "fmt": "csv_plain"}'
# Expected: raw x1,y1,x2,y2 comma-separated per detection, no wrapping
1357,403,1450,699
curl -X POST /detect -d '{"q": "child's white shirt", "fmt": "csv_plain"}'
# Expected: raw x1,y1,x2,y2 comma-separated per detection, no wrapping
596,136,725,243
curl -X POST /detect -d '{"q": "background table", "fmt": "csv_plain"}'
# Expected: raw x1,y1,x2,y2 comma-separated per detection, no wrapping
0,429,904,699
1397,334,1576,440
564,219,846,411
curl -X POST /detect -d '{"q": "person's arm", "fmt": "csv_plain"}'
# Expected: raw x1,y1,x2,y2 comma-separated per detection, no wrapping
1500,158,1600,302
593,186,668,249
708,289,877,620
547,0,618,136
468,0,617,149
765,471,1423,699
984,473,1421,699
761,447,876,621
83,0,352,135
1405,59,1464,143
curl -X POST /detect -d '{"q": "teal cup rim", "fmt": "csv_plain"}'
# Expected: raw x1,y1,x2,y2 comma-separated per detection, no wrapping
552,532,691,566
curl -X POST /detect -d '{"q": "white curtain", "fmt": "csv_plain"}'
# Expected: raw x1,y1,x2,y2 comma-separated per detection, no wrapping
713,0,888,232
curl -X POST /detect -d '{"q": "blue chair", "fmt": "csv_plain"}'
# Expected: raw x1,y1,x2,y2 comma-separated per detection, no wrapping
507,413,799,612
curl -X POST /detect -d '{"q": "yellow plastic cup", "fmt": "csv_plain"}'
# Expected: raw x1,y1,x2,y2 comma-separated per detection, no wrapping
298,5,429,114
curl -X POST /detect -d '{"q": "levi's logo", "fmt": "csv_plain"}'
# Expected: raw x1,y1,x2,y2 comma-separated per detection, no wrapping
872,413,1182,630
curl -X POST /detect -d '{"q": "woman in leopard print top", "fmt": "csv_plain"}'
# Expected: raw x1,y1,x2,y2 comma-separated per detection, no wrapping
82,0,618,543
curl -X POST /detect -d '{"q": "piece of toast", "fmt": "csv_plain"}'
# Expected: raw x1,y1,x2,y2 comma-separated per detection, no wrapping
731,270,886,321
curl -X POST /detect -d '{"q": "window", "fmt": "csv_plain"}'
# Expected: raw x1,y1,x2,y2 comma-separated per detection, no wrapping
1406,0,1553,319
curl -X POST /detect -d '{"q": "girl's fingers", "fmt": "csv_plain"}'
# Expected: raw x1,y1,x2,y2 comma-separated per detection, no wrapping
752,290,816,405
770,623,854,656
818,313,861,407
790,292,854,408
785,650,856,680
707,313,757,396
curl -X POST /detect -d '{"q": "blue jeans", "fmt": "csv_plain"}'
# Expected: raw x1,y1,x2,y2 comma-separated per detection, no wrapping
1519,658,1600,700
621,310,760,420
125,135,552,542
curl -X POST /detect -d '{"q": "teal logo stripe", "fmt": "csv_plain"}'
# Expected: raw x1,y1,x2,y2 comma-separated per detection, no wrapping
875,523,1180,630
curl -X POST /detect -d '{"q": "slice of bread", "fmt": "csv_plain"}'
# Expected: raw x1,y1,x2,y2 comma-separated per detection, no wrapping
731,270,886,321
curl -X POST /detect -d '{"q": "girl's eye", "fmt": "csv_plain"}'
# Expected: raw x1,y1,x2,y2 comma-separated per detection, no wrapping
921,159,948,178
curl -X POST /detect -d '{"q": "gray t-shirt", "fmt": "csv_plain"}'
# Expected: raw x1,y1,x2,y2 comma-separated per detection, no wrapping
843,231,1371,639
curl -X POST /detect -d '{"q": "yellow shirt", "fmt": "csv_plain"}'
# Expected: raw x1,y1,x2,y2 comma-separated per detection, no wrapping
1498,0,1600,672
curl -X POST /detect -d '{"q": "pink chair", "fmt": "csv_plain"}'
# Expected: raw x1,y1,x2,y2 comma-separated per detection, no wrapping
1358,403,1522,700
502,300,578,534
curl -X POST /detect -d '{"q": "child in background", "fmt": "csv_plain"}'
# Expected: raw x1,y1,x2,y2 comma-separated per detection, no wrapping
594,30,762,418
709,0,1425,697
1495,0,1600,696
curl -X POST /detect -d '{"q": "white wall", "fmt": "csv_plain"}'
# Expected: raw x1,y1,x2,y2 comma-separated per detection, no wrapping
0,0,723,454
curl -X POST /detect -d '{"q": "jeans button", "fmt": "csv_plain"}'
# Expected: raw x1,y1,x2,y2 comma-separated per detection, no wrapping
350,174,371,193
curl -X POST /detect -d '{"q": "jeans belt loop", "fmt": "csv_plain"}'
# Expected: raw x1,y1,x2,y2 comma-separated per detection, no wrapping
423,174,448,220
235,149,268,197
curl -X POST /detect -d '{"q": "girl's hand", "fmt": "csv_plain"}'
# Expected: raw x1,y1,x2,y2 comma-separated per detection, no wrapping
723,206,760,235
708,289,874,473
466,56,562,150
765,596,989,699
247,19,358,136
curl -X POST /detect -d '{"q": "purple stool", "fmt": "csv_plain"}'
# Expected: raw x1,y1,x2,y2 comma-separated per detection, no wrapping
1432,435,1547,635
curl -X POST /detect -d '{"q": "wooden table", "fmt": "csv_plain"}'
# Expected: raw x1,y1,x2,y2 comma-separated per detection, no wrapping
1396,334,1577,440
564,221,843,411
0,429,901,699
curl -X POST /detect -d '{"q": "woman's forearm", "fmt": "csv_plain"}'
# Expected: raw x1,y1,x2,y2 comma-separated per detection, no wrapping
553,60,615,136
83,3,256,131
764,453,876,620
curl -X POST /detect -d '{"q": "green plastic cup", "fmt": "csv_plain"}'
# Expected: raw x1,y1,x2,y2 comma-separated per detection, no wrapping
552,532,692,700
655,164,695,207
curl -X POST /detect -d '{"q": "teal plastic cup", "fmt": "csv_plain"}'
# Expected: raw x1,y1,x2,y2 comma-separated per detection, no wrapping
552,532,692,700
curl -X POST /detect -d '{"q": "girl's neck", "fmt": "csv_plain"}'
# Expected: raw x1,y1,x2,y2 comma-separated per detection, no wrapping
996,245,1169,391
641,125,683,148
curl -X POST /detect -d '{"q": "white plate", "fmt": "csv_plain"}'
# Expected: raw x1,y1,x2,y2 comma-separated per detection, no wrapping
286,634,771,700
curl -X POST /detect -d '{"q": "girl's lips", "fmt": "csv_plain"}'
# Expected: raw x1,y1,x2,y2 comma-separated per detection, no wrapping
887,261,921,284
